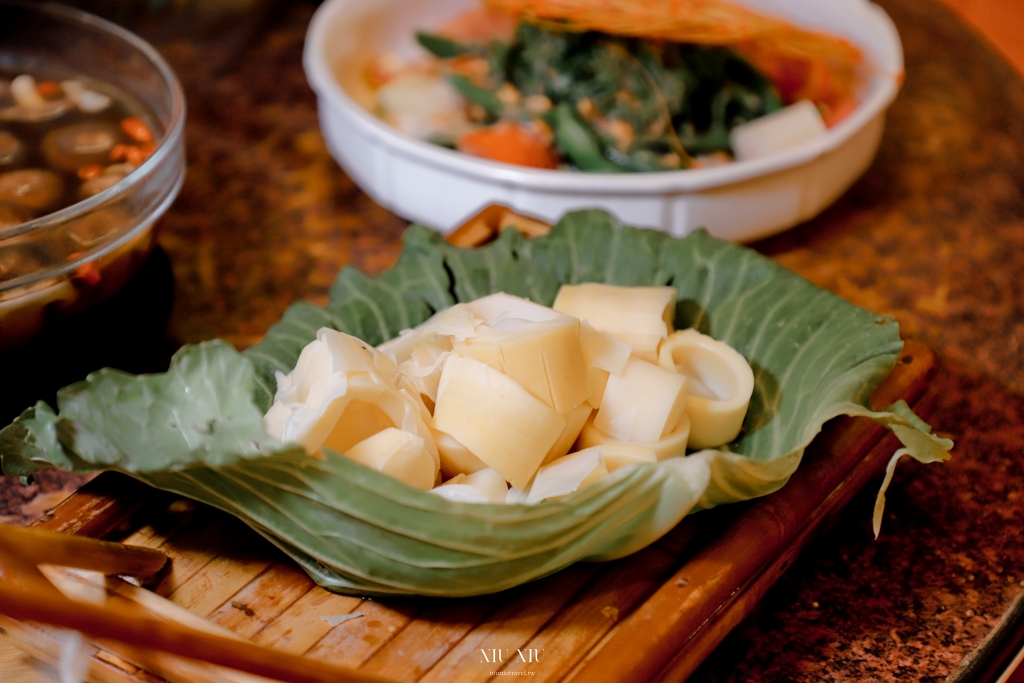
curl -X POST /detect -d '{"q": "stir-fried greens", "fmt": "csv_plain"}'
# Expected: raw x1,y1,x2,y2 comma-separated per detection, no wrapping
411,22,784,171
366,0,866,172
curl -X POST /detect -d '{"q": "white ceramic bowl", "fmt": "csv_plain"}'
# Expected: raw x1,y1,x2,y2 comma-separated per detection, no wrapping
304,0,903,240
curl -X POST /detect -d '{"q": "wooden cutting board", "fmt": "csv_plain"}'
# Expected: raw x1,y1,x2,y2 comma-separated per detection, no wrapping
0,209,940,683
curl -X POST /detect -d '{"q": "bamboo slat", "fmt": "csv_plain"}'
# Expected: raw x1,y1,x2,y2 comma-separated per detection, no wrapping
205,560,317,639
252,588,367,656
0,525,166,578
419,563,601,683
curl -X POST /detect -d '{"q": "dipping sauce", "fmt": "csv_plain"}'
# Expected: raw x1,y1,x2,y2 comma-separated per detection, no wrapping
0,71,160,224
0,69,164,352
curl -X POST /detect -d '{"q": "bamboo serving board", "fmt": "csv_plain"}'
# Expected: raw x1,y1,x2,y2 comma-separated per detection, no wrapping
0,209,940,683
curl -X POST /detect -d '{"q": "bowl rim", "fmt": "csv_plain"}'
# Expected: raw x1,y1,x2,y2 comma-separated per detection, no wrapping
303,0,904,195
0,0,186,242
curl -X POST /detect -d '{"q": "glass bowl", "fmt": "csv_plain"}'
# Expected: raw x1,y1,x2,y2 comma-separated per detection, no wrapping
0,0,185,352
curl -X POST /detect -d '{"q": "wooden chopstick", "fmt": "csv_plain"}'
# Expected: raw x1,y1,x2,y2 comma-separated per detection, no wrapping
0,524,167,578
0,577,393,683
0,526,393,683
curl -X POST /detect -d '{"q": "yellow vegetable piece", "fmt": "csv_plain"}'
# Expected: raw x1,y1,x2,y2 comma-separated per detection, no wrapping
431,468,509,504
577,412,691,461
464,292,563,325
585,366,610,409
525,448,609,504
271,291,751,506
579,320,632,374
455,316,591,415
464,468,510,502
553,283,677,362
378,304,479,403
451,334,504,372
593,356,688,443
595,443,659,472
659,329,754,449
346,428,436,490
433,355,566,490
263,329,439,473
323,398,396,454
432,427,488,478
542,402,593,466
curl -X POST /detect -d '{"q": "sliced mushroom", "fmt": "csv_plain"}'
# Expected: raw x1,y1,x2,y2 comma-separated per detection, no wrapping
0,244,43,281
0,130,25,167
43,121,122,173
64,209,121,249
10,75,44,108
0,201,34,229
0,169,64,211
78,163,133,199
62,80,112,114
0,100,72,123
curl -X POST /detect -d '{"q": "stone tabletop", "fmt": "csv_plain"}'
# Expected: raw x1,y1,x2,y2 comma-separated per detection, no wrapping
2,0,1023,680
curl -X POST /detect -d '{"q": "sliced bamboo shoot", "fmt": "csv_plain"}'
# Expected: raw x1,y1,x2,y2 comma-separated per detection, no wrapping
431,468,509,503
263,329,439,471
392,342,450,403
659,329,754,448
577,412,691,461
378,303,478,364
432,428,488,478
579,321,632,374
379,304,479,403
454,317,591,414
586,366,610,409
346,428,436,490
466,468,511,502
525,448,609,504
464,292,563,325
552,283,677,362
431,483,487,503
433,355,566,490
593,356,688,443
542,403,594,466
597,443,659,472
579,322,629,409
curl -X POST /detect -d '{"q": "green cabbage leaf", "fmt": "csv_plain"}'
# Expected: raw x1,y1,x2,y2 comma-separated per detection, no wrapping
0,210,951,596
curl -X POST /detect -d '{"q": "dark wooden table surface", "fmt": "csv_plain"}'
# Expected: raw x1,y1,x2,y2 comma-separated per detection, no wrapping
3,0,1024,680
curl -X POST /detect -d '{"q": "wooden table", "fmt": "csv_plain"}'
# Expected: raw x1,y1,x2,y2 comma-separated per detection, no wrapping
2,0,1024,680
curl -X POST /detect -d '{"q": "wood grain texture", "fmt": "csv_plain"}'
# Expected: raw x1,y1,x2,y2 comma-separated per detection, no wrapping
0,525,167,578
0,575,393,683
252,588,365,655
419,563,601,683
205,560,317,639
501,547,679,682
302,597,419,668
31,472,156,538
